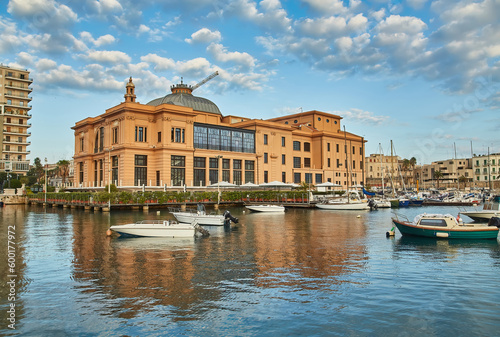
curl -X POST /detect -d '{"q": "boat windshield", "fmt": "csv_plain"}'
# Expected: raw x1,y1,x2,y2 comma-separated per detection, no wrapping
419,219,448,227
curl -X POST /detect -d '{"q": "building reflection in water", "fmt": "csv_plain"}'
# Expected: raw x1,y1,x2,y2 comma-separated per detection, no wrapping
70,208,369,320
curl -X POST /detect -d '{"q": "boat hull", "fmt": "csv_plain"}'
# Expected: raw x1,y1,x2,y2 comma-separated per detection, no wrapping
460,211,500,222
172,212,225,226
316,202,370,210
245,205,285,213
110,223,196,237
392,219,499,239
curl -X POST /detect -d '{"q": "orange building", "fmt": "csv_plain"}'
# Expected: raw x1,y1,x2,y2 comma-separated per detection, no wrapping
72,78,365,189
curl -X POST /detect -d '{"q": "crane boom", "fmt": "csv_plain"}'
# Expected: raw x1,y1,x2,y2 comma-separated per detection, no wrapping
191,71,219,91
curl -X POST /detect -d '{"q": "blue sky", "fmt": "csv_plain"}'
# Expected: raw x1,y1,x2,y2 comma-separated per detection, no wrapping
1,0,499,165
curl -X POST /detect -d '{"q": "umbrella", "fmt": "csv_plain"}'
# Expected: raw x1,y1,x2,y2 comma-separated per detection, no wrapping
259,180,290,187
208,181,237,188
316,182,341,187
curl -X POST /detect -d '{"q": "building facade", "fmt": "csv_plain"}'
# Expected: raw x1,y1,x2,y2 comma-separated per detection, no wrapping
364,153,401,189
472,153,500,189
416,158,473,189
72,78,366,189
0,65,32,174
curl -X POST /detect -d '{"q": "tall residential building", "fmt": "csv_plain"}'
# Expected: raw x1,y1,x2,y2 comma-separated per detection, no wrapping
72,78,366,189
365,153,401,188
472,153,500,189
0,65,32,174
416,158,473,189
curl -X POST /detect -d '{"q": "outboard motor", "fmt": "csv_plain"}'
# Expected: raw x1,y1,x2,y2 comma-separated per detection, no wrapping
488,217,500,227
223,210,239,225
367,198,378,211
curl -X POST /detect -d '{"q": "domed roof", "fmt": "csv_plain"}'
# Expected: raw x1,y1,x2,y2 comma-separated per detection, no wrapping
147,92,221,115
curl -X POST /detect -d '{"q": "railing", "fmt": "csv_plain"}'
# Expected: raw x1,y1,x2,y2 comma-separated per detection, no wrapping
4,84,32,91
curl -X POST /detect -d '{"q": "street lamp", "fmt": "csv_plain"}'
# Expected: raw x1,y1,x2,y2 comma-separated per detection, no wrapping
44,157,47,204
215,155,223,205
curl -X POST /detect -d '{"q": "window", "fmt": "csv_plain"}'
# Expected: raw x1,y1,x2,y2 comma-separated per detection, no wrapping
135,126,147,142
282,154,286,165
293,157,301,168
80,138,84,152
293,141,301,151
353,160,356,169
243,133,255,153
157,132,161,143
282,137,285,147
327,143,330,151
304,158,311,168
264,171,268,183
209,158,219,184
221,130,231,151
294,172,301,184
328,158,331,167
233,159,242,185
352,146,355,154
337,159,340,168
264,152,268,164
171,155,185,186
282,172,286,183
194,157,206,186
172,128,185,143
222,158,230,182
112,127,118,144
304,142,310,152
315,174,322,183
79,162,84,184
264,134,268,145
112,156,118,184
194,126,208,149
336,144,339,152
134,155,147,186
245,160,255,183
305,173,312,184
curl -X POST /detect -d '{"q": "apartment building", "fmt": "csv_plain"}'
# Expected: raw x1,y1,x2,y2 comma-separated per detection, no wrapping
0,65,32,174
472,153,500,189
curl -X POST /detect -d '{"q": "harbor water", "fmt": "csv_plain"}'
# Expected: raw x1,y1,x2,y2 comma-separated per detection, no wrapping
1,204,500,336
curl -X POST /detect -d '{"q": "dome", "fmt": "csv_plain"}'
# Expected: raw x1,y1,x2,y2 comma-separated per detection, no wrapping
147,92,221,115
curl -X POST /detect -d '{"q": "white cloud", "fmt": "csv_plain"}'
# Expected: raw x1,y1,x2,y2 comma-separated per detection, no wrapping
83,50,132,65
206,43,256,69
302,0,347,15
335,108,389,125
185,28,222,44
140,54,176,71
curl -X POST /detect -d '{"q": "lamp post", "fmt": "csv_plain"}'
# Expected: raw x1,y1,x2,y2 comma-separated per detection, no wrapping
215,155,223,205
107,147,114,209
44,157,47,204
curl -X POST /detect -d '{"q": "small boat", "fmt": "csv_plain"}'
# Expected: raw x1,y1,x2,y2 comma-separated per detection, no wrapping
460,195,500,221
374,198,392,208
171,204,238,226
316,189,371,210
392,213,500,239
245,204,285,213
109,219,208,237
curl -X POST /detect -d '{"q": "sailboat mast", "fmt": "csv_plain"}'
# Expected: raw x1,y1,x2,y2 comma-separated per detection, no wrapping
344,126,349,188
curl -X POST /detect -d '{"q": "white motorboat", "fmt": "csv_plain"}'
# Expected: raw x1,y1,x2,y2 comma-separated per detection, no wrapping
171,204,238,226
245,204,285,213
374,199,392,208
460,195,500,221
316,189,371,210
109,219,208,237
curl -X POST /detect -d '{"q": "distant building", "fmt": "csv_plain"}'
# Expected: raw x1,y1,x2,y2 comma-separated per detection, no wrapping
72,77,366,189
417,158,473,189
364,153,401,188
0,65,32,174
472,153,500,189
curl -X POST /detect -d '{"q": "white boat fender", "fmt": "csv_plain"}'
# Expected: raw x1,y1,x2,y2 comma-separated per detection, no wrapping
357,215,361,218
106,229,112,236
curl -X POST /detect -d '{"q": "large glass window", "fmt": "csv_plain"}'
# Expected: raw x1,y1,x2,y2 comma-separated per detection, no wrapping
135,126,147,142
245,160,255,183
293,141,301,151
221,130,231,151
294,172,301,184
134,155,147,186
171,155,185,186
111,156,118,184
194,126,208,149
305,173,312,184
232,131,243,152
194,157,206,186
208,128,220,150
243,133,255,153
293,157,301,168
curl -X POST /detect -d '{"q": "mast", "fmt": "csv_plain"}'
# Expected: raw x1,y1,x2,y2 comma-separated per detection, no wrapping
390,140,396,197
379,143,385,197
344,126,350,202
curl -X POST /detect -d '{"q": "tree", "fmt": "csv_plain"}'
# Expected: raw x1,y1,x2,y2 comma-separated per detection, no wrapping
401,159,410,187
32,157,44,183
433,170,444,189
458,175,468,190
57,159,71,186
409,157,417,187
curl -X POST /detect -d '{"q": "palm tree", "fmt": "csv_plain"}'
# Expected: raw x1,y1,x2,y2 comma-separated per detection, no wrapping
57,160,71,187
409,157,417,187
458,175,468,190
401,159,410,187
433,170,444,189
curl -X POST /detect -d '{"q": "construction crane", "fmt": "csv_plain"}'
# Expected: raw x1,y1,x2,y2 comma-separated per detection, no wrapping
191,71,219,91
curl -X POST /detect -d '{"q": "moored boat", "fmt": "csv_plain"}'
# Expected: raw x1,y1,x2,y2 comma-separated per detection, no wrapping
391,213,500,239
245,204,285,212
460,195,500,222
171,203,238,226
109,219,208,237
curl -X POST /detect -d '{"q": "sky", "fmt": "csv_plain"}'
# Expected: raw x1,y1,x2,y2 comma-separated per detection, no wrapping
1,0,499,165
